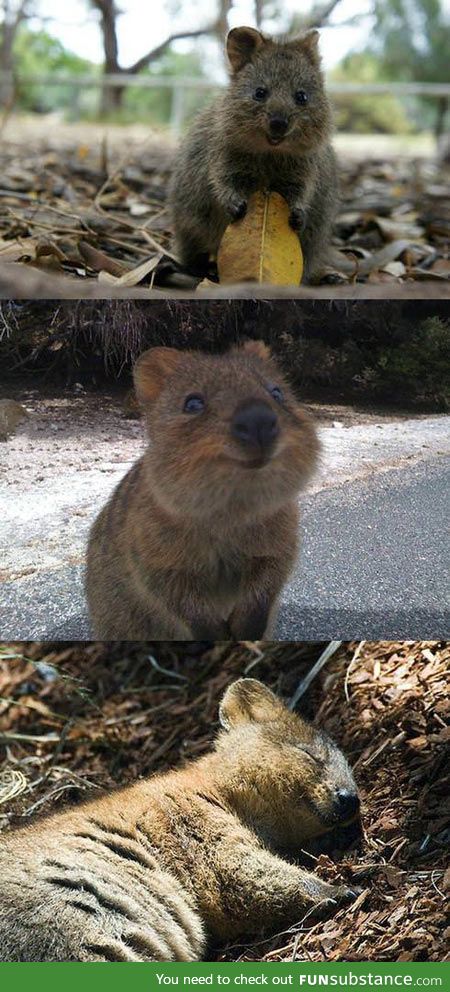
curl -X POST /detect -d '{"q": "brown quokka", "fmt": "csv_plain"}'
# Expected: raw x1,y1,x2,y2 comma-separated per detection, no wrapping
0,678,362,962
86,341,319,640
170,26,337,284
0,399,29,441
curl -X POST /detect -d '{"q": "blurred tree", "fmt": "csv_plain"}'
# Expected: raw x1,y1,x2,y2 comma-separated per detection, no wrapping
370,0,450,138
88,0,229,116
121,50,209,126
0,0,33,107
88,1,353,117
332,52,413,133
13,26,93,113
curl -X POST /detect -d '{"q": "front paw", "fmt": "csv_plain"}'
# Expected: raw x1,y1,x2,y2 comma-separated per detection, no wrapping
331,883,362,905
226,195,248,221
289,207,306,233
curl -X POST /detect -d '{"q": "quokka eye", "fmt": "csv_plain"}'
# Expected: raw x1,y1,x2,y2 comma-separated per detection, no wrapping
253,86,269,101
294,89,308,105
183,394,205,414
297,746,323,766
268,384,284,403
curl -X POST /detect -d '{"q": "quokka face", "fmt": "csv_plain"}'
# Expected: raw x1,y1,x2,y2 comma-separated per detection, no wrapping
225,28,333,156
217,680,361,854
134,340,319,520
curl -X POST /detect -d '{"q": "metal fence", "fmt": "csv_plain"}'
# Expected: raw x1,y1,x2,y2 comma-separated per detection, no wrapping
3,72,450,134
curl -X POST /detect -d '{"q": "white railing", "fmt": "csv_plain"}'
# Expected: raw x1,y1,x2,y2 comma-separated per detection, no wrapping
2,72,450,135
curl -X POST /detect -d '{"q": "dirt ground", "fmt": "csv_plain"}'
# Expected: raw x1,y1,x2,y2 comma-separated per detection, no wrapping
0,640,448,962
0,116,448,297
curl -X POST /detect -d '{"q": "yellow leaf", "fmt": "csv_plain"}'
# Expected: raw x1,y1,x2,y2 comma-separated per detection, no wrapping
217,191,303,286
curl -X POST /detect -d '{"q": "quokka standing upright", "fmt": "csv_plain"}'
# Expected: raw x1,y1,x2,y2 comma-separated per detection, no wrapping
86,341,319,639
170,26,338,283
0,679,361,961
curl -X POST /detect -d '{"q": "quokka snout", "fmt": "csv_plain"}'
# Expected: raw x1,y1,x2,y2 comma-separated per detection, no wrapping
0,679,362,962
86,341,319,640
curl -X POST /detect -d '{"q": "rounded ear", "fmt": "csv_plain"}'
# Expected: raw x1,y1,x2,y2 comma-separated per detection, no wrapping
227,26,266,73
241,339,271,361
296,29,320,63
219,679,284,730
133,347,184,406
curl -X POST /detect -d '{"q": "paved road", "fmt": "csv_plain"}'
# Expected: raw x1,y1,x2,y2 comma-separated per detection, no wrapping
277,456,449,639
1,456,448,642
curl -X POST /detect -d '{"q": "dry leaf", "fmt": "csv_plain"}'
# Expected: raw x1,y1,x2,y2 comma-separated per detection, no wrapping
98,254,163,287
217,191,303,286
78,240,125,277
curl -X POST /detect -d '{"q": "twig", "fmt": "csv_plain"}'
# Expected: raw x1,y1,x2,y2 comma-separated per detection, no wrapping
289,641,342,709
22,782,86,817
146,654,189,681
344,640,366,703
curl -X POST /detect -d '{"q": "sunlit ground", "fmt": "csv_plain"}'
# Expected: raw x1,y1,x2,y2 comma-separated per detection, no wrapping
1,113,436,160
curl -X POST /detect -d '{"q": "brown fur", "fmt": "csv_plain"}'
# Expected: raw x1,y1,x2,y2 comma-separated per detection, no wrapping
0,679,361,962
169,27,337,284
0,399,29,441
86,341,319,640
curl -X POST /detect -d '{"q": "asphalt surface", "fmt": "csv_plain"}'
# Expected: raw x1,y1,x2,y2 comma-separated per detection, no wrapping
1,456,448,642
277,456,449,639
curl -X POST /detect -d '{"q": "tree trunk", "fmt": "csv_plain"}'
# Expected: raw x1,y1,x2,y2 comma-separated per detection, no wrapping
434,95,449,141
91,0,123,115
0,1,31,108
99,76,125,116
0,21,15,107
91,0,222,115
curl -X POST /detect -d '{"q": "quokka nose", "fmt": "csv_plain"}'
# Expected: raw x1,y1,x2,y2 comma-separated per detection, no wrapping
336,789,360,820
231,400,280,452
269,114,289,136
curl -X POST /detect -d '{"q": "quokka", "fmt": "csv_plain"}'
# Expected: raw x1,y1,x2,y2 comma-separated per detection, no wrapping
86,341,319,640
0,399,29,441
0,678,361,961
170,27,337,283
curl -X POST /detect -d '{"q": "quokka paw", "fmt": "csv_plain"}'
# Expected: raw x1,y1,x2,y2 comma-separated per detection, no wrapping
333,883,363,904
289,207,306,233
227,196,248,221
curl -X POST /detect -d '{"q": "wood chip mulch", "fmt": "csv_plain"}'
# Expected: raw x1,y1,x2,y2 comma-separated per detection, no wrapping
0,639,448,962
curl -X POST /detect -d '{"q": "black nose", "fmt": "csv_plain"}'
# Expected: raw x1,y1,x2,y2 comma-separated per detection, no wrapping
231,400,280,454
335,789,360,820
269,114,289,136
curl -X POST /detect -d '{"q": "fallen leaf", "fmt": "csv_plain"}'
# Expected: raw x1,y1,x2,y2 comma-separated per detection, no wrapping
217,191,303,286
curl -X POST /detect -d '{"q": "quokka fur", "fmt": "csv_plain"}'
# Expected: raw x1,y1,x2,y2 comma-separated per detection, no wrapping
0,399,29,441
86,341,319,640
170,26,338,283
0,679,361,962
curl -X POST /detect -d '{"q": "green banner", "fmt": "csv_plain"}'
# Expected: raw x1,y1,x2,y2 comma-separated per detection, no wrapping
0,962,447,990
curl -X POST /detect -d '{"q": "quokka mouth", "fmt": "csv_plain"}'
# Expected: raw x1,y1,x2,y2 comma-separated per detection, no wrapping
230,454,273,470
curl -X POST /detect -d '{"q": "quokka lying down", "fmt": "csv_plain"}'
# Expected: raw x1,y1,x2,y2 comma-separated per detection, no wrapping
86,341,319,640
0,679,361,962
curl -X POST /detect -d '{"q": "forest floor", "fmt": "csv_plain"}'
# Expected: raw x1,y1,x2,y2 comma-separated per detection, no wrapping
0,115,448,297
0,640,448,962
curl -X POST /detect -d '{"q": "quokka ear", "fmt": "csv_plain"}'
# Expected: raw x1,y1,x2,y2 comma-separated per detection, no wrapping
241,339,271,361
294,29,321,63
133,347,184,405
219,679,284,730
227,26,266,73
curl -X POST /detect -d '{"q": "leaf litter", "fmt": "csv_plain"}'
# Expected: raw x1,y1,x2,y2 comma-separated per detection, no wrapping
0,128,448,291
0,639,448,961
